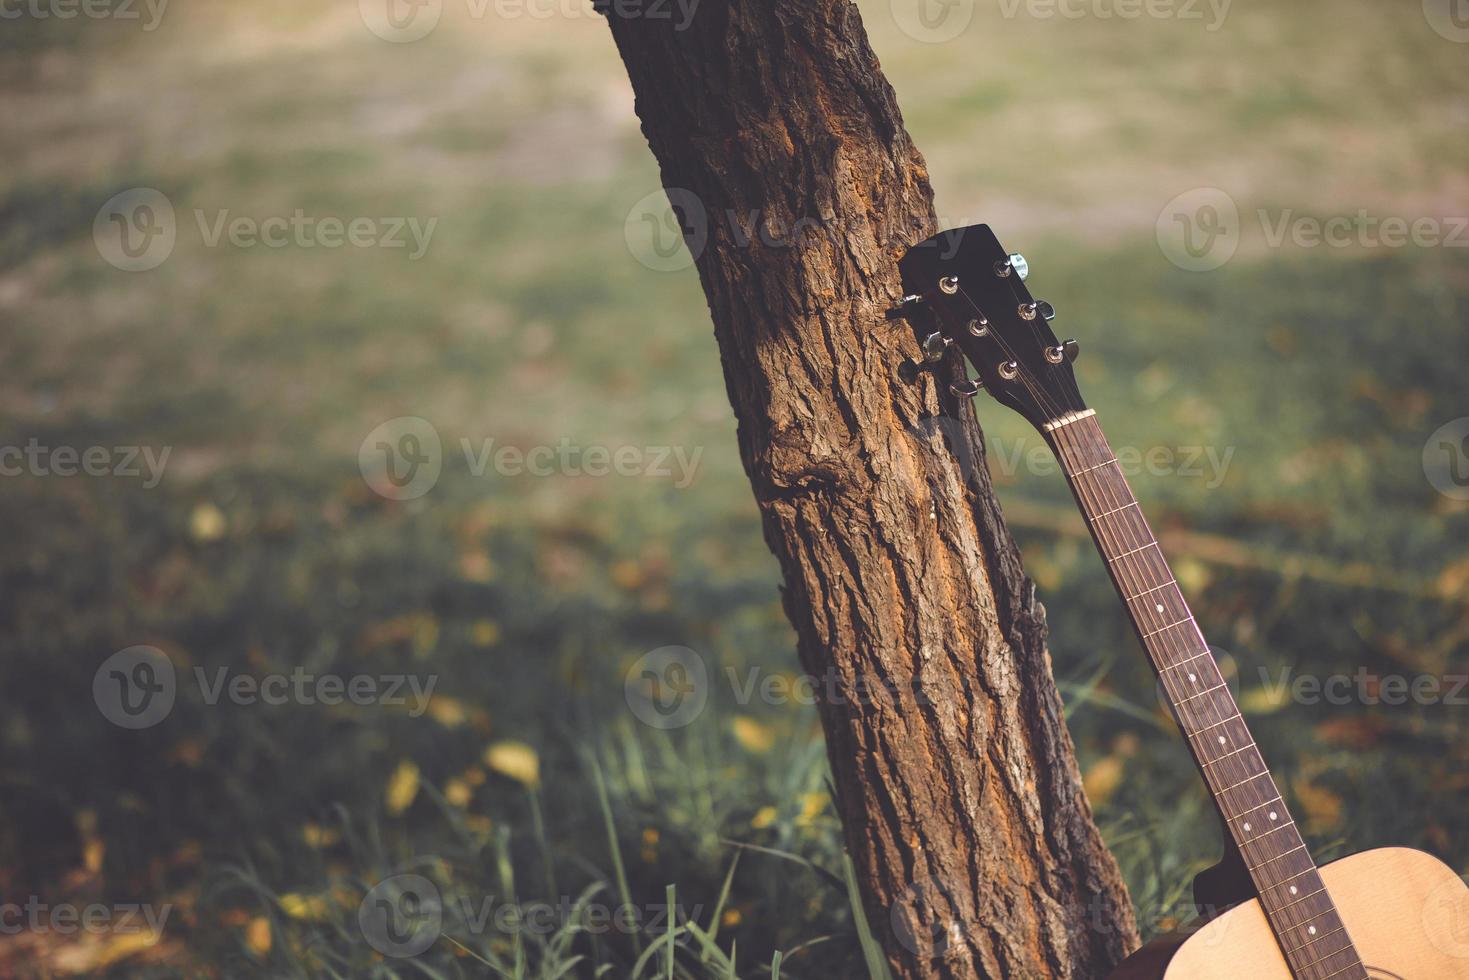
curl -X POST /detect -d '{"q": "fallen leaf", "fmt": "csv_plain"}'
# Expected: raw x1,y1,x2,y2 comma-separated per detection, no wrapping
385,760,421,816
245,916,272,956
484,741,539,788
731,716,776,754
1083,755,1125,806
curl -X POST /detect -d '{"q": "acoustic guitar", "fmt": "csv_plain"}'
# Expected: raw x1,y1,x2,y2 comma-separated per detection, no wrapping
895,225,1469,979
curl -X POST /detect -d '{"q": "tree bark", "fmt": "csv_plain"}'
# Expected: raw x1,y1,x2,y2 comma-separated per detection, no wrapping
603,3,1139,977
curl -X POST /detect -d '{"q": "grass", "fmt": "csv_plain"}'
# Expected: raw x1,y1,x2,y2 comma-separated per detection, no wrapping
0,1,1467,976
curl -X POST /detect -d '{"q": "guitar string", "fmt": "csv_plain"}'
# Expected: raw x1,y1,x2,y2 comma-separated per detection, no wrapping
935,276,1359,974
1055,420,1359,976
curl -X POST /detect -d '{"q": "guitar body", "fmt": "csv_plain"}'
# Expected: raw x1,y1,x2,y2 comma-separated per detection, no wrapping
1109,847,1469,979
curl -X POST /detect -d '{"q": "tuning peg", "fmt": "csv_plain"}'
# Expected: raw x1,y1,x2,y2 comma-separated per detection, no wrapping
922,331,952,363
1018,300,1056,322
885,294,924,320
1044,339,1080,364
949,378,982,398
995,253,1029,281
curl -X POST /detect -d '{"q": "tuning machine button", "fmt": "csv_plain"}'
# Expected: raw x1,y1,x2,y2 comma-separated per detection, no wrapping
949,379,982,399
1063,338,1079,361
921,331,953,363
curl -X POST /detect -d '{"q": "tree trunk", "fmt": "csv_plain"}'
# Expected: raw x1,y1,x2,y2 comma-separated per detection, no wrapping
602,3,1139,977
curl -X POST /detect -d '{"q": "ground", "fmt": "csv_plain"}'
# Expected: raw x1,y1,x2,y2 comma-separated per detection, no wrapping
0,1,1466,976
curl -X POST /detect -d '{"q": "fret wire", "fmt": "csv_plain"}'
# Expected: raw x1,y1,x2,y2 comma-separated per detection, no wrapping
1048,418,1363,977
1124,578,1177,601
1285,925,1347,956
1247,842,1309,874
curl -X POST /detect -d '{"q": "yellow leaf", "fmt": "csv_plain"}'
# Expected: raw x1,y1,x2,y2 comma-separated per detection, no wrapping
444,778,473,808
1174,557,1211,595
731,716,776,754
72,929,161,971
385,760,421,816
190,502,227,541
245,916,272,956
484,741,540,788
751,806,778,830
279,892,332,921
471,619,501,647
721,908,742,928
795,792,827,827
1238,685,1291,715
426,696,469,728
84,837,106,874
1083,755,1126,806
302,823,340,848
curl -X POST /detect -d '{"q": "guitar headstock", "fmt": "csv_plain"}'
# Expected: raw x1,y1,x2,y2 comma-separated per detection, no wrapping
897,224,1087,434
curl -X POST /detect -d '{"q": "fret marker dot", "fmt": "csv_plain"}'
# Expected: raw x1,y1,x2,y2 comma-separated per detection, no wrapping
1308,926,1317,936
1243,822,1251,832
1217,736,1226,745
1269,811,1278,821
1290,886,1298,895
1155,603,1164,613
1188,673,1197,682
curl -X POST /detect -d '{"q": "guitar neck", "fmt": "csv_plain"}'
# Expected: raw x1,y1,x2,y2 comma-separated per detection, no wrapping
1046,412,1369,980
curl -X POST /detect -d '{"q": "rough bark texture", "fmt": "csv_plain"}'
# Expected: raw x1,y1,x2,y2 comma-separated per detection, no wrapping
603,3,1139,977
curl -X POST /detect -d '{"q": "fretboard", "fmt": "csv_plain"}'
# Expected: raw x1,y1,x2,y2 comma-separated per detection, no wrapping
1046,412,1367,980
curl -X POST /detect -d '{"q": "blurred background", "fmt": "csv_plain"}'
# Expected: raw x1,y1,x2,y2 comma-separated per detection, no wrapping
1,0,1466,975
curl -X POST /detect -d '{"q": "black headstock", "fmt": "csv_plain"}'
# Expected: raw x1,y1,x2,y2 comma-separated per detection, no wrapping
897,224,1086,434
